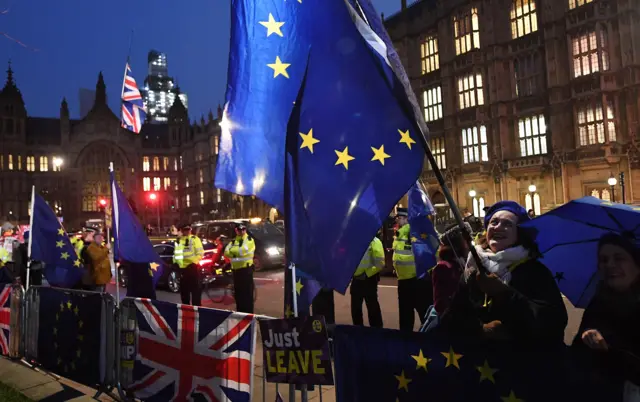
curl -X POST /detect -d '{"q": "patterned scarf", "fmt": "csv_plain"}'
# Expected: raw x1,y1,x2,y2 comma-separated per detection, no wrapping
464,245,530,285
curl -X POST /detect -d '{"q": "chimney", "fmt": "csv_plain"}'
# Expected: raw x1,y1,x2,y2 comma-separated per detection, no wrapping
401,0,407,10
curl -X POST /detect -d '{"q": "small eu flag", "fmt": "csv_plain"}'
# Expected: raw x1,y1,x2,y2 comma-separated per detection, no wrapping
36,287,104,387
219,0,426,293
408,183,440,279
29,192,83,288
110,166,162,285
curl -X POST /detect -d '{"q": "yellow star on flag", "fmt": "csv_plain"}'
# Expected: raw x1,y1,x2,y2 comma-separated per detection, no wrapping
394,370,412,392
335,146,355,170
441,346,463,369
259,13,285,37
66,300,72,310
501,391,524,402
79,320,83,329
74,306,79,316
60,303,64,312
74,259,81,267
60,252,70,260
411,236,418,242
284,304,293,318
56,240,65,248
476,359,498,384
299,129,320,153
77,334,84,341
411,349,431,371
150,262,160,272
370,145,391,165
398,129,416,150
53,327,57,335
267,56,291,79
76,349,81,358
57,228,65,236
420,233,428,240
296,279,304,295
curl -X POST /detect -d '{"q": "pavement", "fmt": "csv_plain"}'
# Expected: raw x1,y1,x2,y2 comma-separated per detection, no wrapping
0,268,582,401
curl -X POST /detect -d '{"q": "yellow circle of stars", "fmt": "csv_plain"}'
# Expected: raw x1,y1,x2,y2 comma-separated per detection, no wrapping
55,299,84,373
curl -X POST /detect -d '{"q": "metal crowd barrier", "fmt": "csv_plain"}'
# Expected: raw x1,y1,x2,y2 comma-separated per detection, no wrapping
0,283,25,360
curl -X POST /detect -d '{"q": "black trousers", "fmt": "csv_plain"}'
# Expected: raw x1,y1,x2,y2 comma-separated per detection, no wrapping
312,289,335,325
180,264,201,306
398,276,432,332
233,266,254,314
350,274,383,328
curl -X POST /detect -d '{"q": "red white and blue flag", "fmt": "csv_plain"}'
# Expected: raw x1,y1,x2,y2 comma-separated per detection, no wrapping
0,284,11,356
121,63,146,134
128,299,256,402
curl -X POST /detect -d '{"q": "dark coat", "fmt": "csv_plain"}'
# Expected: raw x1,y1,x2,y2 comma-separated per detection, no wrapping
571,285,640,389
443,258,568,347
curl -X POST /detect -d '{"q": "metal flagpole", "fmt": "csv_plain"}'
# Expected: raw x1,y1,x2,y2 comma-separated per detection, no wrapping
25,186,35,291
289,263,297,402
109,162,120,305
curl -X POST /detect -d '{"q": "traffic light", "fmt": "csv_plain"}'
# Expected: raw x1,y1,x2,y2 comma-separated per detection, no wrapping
98,198,107,212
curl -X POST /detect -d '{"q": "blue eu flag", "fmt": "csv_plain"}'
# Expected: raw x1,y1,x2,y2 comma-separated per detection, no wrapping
408,183,439,279
30,192,83,288
110,168,162,285
220,0,426,293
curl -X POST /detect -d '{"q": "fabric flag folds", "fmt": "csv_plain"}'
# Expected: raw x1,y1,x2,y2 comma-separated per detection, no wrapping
30,193,83,288
408,182,439,279
333,325,571,402
110,167,162,285
121,63,146,134
219,0,426,293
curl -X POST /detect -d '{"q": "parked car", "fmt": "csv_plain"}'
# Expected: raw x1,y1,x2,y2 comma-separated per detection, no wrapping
118,241,223,293
192,218,285,271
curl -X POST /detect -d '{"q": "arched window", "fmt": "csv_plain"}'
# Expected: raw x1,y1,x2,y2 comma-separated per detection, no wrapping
525,193,542,215
472,196,486,218
511,0,538,39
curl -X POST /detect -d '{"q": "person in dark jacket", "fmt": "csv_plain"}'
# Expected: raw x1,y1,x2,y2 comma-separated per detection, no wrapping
14,231,42,288
571,233,640,400
451,201,568,346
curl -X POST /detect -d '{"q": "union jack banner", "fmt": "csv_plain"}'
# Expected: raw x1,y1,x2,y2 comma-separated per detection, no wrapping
0,285,11,356
121,63,147,134
128,298,256,402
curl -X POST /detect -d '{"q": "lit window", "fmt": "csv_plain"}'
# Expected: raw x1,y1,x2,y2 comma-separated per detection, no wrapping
569,0,592,9
143,177,151,191
179,155,183,170
17,155,21,170
142,156,150,172
518,115,548,156
420,35,439,74
164,177,171,190
153,157,160,171
214,136,219,155
457,73,484,109
511,0,537,39
525,192,541,215
199,169,204,184
200,191,205,205
454,7,480,55
472,196,486,218
577,99,617,146
514,53,542,97
173,157,178,171
7,155,12,171
572,29,609,78
216,188,222,203
461,126,489,164
186,194,191,208
39,156,48,172
186,177,190,188
26,156,35,172
423,86,443,122
428,137,446,170
82,196,97,212
0,155,3,170
163,157,169,171
153,177,161,191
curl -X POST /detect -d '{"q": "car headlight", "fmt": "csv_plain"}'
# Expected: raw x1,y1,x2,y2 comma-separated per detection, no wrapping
266,246,280,256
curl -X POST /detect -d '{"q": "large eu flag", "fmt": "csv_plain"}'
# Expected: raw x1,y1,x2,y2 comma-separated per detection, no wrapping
408,183,440,279
110,167,163,285
30,192,83,288
36,287,104,386
218,0,426,293
333,325,571,402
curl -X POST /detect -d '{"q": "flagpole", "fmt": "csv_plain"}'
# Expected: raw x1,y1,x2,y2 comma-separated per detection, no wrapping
25,186,35,291
109,162,120,305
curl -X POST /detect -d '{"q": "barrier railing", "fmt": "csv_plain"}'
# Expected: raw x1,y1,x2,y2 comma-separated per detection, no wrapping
0,284,24,359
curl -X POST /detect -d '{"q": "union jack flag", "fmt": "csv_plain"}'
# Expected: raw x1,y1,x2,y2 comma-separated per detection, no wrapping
121,63,147,134
0,285,11,356
128,298,256,402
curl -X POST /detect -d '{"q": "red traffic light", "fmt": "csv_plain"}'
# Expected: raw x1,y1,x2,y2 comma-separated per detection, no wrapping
149,193,157,201
99,199,107,206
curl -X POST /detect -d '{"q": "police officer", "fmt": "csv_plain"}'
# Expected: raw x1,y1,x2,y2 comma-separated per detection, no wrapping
393,207,429,332
173,224,204,306
350,233,384,328
224,222,256,313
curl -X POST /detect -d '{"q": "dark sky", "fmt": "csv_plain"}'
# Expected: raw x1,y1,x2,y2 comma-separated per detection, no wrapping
0,0,410,121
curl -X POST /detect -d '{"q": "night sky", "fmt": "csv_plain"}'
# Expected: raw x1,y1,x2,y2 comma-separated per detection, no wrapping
0,0,411,121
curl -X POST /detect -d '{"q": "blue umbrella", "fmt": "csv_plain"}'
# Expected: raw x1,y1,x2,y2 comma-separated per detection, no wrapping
520,196,640,308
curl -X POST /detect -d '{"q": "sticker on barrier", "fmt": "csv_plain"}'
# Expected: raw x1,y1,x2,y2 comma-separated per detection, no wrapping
119,297,257,401
0,284,23,358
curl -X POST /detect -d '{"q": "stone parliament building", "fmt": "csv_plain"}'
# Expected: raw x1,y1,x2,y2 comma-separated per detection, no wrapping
386,0,640,220
0,65,268,229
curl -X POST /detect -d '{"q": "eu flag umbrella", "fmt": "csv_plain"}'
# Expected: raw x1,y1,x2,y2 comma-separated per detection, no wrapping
520,196,640,307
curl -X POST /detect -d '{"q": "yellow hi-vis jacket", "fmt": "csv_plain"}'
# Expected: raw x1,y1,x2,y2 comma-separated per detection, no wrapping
354,237,385,278
173,235,204,268
392,224,416,280
224,234,256,270
0,247,9,267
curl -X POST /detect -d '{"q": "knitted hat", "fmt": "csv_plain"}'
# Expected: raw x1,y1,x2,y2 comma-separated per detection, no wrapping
483,201,530,227
395,207,408,218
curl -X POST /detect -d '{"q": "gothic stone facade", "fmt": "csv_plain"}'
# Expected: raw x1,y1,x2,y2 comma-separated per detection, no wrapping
385,0,640,220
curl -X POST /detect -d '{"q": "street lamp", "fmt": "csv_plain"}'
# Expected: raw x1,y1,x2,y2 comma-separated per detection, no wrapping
468,189,477,198
148,193,161,231
619,172,626,204
52,157,63,170
608,174,617,202
528,184,537,193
